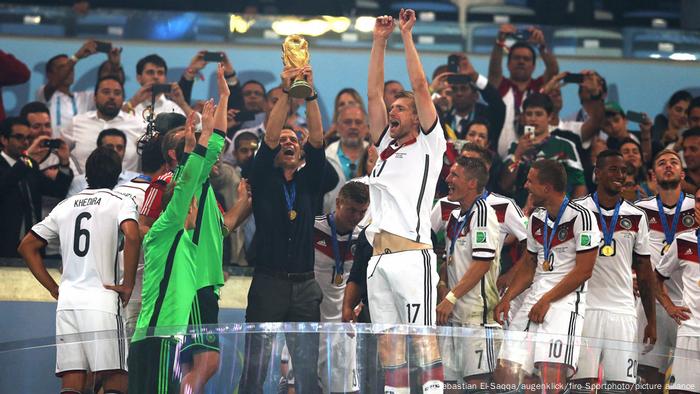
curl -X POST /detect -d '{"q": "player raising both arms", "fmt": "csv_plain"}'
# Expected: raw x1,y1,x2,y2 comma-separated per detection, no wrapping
366,9,447,394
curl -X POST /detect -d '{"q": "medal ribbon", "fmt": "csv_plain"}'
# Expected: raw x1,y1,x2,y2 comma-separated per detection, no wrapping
283,181,296,218
656,192,684,246
328,213,352,281
593,192,621,248
448,191,488,259
543,197,569,260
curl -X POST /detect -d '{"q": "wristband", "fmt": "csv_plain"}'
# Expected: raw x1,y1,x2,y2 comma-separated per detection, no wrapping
70,54,79,63
445,291,458,305
224,70,236,78
305,92,318,101
507,159,520,173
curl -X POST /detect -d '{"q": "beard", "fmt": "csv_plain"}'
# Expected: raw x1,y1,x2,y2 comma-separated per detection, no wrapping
657,178,681,190
97,102,120,118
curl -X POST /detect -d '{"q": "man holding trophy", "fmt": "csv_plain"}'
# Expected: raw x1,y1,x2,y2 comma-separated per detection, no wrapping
366,9,447,394
238,35,326,393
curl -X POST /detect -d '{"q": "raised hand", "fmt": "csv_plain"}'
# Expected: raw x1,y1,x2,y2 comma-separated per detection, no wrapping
201,99,215,135
281,66,301,91
183,111,197,153
74,40,97,60
497,23,516,41
373,15,395,41
528,26,546,46
398,8,416,34
216,63,230,98
108,46,122,66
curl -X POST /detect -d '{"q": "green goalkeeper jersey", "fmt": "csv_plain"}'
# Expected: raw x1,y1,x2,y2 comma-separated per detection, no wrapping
133,143,211,342
190,129,226,290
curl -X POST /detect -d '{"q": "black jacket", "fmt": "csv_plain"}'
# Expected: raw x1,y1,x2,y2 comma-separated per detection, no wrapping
0,155,72,257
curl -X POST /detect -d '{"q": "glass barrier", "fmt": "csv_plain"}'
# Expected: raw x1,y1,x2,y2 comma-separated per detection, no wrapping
0,322,697,393
1,3,700,60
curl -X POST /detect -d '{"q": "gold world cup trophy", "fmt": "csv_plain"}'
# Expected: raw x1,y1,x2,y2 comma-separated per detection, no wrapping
282,34,312,99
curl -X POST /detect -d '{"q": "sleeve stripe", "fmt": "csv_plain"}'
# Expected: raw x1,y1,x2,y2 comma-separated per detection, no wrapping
569,201,592,231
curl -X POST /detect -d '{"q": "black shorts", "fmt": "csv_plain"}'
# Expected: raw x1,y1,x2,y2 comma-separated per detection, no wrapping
180,286,220,363
128,337,180,394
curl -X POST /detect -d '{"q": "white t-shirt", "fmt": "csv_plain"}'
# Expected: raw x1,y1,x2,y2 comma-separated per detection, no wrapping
113,178,150,302
430,192,528,249
36,86,94,136
313,214,362,322
31,188,138,314
575,195,650,316
524,200,601,311
656,229,700,337
635,193,698,303
61,110,145,174
133,94,185,129
366,119,446,245
444,200,501,325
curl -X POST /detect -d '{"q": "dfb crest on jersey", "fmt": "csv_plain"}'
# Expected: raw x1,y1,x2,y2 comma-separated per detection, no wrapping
683,214,695,228
557,228,568,241
620,218,632,230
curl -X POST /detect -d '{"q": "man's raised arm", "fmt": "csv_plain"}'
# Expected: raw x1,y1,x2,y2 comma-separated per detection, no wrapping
398,8,437,131
367,16,393,143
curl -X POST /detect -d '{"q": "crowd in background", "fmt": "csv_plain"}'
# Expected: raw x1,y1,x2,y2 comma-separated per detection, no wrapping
2,28,699,266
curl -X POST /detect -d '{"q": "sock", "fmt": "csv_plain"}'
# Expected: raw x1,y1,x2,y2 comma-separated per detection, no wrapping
385,362,409,392
421,361,445,393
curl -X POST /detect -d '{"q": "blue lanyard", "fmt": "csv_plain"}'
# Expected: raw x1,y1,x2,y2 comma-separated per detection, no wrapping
283,181,296,214
55,94,77,127
656,192,684,245
543,197,569,260
328,213,352,277
448,191,488,259
593,192,621,247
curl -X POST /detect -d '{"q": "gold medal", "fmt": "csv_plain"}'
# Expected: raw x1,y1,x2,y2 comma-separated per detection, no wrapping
601,245,614,257
288,210,297,220
542,261,550,271
334,273,343,285
662,243,670,256
447,255,453,265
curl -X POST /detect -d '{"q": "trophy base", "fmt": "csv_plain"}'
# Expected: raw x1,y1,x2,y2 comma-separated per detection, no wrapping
289,80,312,99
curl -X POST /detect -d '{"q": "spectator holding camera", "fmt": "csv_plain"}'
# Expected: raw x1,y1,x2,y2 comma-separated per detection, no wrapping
602,102,660,160
499,93,587,206
37,40,123,133
180,50,243,109
439,53,505,150
489,24,559,158
124,54,193,121
0,117,72,257
63,76,143,174
541,70,605,149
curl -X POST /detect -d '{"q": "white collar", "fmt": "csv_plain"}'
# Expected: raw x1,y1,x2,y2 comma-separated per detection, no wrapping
1,150,18,167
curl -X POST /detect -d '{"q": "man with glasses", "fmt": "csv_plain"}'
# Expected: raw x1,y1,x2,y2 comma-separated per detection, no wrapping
323,105,369,213
0,117,72,257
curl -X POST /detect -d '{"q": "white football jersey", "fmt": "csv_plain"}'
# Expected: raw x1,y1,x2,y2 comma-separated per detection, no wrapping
525,200,601,311
656,230,700,337
431,193,528,249
444,200,501,325
366,120,446,245
113,178,150,302
575,195,650,316
636,193,698,303
31,189,138,314
313,215,362,322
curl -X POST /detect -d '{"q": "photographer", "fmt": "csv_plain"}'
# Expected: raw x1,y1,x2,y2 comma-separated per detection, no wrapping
124,54,193,122
0,117,72,257
438,53,505,150
488,24,559,158
37,40,124,134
